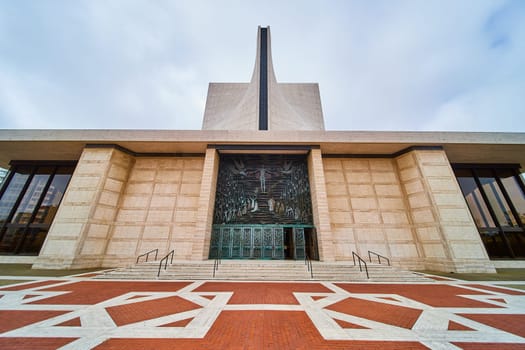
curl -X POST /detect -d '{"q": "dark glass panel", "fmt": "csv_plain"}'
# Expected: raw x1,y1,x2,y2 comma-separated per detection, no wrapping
33,172,72,224
0,164,75,255
0,227,25,253
0,168,31,224
479,231,512,258
455,169,496,228
17,228,48,255
477,169,518,227
504,231,525,258
11,168,52,224
497,169,525,225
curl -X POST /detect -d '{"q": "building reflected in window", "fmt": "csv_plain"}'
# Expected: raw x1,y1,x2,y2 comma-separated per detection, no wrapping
454,165,525,259
0,162,75,255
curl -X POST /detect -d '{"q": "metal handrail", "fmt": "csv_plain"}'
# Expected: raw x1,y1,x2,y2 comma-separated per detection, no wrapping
304,254,313,278
213,249,222,277
352,251,369,279
136,248,159,264
157,250,174,277
368,250,390,266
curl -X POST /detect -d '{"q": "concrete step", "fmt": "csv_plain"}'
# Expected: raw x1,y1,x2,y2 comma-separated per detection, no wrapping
96,259,433,282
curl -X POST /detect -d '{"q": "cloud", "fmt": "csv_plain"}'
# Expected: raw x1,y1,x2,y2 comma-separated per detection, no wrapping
427,80,525,131
0,0,523,131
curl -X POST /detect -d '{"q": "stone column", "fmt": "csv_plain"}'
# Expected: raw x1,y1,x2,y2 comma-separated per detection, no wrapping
33,147,134,269
192,148,219,260
308,148,335,261
396,149,495,273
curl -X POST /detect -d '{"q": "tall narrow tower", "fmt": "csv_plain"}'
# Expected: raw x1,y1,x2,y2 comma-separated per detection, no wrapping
202,26,325,131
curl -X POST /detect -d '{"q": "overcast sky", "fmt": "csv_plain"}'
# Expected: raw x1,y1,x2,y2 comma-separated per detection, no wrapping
0,0,524,132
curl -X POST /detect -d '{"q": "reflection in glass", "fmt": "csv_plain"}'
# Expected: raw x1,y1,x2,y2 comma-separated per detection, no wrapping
454,166,525,259
12,172,51,224
477,169,517,227
455,169,495,228
0,164,74,255
33,173,71,224
0,169,31,224
498,169,525,225
479,231,511,258
0,227,25,253
18,228,48,254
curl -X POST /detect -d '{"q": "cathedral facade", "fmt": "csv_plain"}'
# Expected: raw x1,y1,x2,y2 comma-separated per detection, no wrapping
0,27,524,273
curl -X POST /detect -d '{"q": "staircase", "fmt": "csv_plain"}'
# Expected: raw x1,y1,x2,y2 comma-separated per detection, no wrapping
96,259,433,282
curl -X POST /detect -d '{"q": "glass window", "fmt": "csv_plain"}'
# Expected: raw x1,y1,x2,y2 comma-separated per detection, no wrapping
33,167,72,224
0,167,31,224
453,165,525,259
476,169,518,227
0,227,25,253
498,169,525,225
11,168,52,224
455,169,496,228
18,228,48,254
0,163,75,255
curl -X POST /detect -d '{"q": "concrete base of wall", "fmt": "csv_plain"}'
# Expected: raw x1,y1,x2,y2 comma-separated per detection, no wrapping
423,259,496,273
34,255,137,270
0,256,37,264
492,260,525,268
32,257,76,270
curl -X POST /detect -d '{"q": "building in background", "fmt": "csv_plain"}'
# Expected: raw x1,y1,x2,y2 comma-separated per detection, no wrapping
0,27,524,272
0,169,7,185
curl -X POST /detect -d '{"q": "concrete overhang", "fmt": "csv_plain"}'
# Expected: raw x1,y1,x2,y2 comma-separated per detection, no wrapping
0,129,524,169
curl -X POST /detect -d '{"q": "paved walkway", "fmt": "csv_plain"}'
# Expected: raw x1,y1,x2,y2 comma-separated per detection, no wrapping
0,272,524,349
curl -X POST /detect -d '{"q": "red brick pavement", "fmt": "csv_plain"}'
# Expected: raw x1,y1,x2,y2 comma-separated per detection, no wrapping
334,283,501,308
95,310,428,350
106,295,201,326
447,320,474,331
0,310,68,333
458,314,525,338
326,296,422,329
29,281,192,305
0,280,66,291
0,337,77,350
194,281,332,304
489,298,507,303
464,284,525,295
334,318,369,329
159,317,193,327
57,317,81,327
1,280,524,349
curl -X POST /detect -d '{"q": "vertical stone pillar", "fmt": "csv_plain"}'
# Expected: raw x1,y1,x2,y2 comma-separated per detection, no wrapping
33,147,134,269
308,148,335,261
192,148,219,260
396,149,495,273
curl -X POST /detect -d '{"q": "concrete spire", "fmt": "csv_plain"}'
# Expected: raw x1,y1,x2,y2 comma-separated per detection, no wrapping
250,26,278,85
202,26,324,131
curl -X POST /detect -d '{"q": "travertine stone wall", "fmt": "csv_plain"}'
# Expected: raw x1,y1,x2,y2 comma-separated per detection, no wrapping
34,147,205,269
324,157,419,267
308,149,335,261
324,151,496,272
396,150,495,272
34,147,134,269
193,148,219,260
103,156,204,266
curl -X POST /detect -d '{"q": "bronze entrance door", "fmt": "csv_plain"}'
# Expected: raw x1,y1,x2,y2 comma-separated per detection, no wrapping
210,225,284,259
209,225,316,260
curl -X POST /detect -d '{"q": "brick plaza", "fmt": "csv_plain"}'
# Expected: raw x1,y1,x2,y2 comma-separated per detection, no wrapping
1,271,524,349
